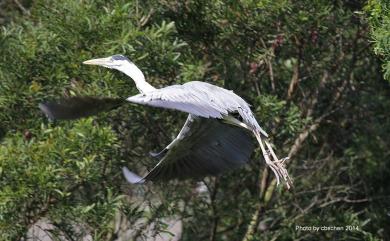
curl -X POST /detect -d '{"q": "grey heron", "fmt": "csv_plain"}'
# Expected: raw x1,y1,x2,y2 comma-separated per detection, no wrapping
39,55,292,188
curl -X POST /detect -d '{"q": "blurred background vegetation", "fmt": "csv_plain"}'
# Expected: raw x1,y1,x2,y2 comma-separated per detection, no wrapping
0,0,389,240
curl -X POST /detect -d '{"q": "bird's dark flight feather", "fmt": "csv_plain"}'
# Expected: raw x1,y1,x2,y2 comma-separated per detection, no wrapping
123,116,254,183
39,96,125,120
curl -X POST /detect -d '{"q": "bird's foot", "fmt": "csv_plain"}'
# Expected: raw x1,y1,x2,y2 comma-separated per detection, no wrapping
254,132,292,189
264,154,292,189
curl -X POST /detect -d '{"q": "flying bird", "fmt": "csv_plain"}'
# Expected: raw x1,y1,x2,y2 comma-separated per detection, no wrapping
39,55,292,188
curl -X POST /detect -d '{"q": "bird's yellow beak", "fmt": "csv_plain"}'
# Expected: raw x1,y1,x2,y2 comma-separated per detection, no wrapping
82,57,111,66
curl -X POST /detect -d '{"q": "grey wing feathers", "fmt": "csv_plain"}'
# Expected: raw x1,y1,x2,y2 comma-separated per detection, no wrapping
123,117,254,182
127,84,225,118
188,82,268,136
126,81,268,137
123,167,144,184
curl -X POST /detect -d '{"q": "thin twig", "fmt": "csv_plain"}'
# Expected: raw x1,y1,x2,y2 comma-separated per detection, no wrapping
13,0,30,15
209,178,219,241
241,168,268,241
287,60,300,100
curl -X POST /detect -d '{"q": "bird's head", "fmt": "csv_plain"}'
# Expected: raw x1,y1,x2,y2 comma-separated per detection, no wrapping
83,54,131,70
83,54,155,93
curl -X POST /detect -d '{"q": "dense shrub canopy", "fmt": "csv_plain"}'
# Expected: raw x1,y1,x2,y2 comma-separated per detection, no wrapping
0,0,389,240
366,0,390,81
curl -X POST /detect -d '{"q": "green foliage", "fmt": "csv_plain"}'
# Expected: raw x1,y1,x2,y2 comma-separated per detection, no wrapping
0,119,123,239
0,0,389,240
366,0,390,80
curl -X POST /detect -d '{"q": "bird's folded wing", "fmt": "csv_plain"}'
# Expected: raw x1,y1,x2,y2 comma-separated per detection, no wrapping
126,82,269,137
39,97,125,120
123,117,254,183
126,84,231,119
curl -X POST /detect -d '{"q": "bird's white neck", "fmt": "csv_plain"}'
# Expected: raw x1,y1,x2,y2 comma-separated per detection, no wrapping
116,61,156,94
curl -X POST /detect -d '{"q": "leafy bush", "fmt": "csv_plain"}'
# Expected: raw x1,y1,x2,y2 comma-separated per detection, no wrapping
366,0,390,81
0,0,389,240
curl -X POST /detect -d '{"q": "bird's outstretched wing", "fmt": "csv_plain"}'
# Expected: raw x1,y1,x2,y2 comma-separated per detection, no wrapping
39,97,254,182
127,81,268,137
122,115,254,183
39,97,125,120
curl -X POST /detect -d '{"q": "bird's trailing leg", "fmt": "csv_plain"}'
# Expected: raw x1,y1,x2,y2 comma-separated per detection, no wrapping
254,131,292,189
223,115,292,188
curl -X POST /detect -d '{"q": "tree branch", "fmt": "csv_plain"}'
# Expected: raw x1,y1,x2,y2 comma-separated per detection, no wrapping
13,0,30,15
